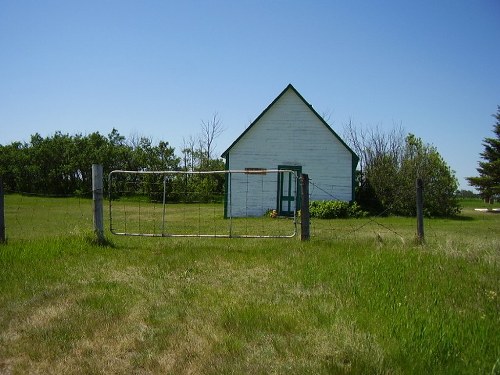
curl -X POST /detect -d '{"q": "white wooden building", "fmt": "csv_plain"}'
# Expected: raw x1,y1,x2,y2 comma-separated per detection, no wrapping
221,84,358,217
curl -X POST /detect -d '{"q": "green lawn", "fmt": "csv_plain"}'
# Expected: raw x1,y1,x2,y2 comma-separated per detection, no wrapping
0,195,499,374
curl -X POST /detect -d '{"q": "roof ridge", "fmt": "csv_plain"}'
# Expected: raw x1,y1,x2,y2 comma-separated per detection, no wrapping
221,84,358,163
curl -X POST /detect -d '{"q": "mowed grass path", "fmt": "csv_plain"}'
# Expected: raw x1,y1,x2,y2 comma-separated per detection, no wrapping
0,196,499,374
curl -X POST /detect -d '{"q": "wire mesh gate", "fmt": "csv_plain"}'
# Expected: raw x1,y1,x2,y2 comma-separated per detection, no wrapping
108,169,299,238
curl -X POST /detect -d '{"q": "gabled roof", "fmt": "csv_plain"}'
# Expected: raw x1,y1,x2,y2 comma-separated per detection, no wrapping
221,83,359,164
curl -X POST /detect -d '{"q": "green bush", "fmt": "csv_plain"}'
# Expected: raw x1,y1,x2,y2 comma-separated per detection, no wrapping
309,200,366,219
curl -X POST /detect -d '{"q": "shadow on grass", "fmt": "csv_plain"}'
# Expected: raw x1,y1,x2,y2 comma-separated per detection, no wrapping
448,215,474,221
85,234,116,248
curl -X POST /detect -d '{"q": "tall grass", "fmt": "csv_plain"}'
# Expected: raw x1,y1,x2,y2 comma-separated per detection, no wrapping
0,195,498,374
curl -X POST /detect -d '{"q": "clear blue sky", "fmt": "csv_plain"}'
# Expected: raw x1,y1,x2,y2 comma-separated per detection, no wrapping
1,0,499,190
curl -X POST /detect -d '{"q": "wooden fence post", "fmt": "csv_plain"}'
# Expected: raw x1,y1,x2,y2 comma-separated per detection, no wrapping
92,164,105,243
0,176,5,244
301,174,310,241
416,178,424,244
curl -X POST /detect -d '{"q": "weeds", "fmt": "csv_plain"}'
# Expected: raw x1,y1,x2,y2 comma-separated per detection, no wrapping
0,196,499,373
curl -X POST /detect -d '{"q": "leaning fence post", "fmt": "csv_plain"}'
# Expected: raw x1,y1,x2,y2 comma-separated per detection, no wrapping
92,164,105,243
416,178,424,244
301,174,310,241
0,176,5,244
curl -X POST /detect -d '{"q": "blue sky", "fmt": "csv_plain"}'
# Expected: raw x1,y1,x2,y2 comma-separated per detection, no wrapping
1,0,499,190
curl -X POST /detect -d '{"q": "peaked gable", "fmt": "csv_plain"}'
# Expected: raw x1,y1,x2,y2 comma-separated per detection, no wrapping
221,84,358,165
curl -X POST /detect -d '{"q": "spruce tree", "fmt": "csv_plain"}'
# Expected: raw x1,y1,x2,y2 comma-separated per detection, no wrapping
467,106,500,202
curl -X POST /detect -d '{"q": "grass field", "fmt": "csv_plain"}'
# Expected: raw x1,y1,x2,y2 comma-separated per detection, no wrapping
0,196,499,374
109,199,297,238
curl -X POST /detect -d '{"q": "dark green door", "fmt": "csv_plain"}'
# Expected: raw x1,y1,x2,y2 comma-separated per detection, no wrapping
277,166,302,216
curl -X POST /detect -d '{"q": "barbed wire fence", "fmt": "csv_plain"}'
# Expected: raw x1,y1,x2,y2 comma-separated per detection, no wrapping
0,167,476,242
1,189,94,241
0,175,415,244
307,178,415,243
1,167,300,241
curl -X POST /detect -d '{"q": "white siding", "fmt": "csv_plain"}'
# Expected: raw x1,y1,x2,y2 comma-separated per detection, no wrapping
226,88,354,217
227,172,279,217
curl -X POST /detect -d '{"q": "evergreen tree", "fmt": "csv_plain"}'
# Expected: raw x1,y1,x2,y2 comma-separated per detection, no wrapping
467,106,500,202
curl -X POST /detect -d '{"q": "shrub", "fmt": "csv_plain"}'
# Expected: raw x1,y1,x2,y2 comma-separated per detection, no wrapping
309,200,366,219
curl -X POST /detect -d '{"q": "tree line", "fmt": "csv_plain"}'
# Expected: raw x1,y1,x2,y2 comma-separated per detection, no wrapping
0,127,224,199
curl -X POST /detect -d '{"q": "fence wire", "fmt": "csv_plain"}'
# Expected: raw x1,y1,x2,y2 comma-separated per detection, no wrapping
308,179,410,242
3,179,495,245
3,190,94,241
108,170,298,238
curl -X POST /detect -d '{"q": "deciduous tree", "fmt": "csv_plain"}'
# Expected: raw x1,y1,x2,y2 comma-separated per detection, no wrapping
200,112,224,166
344,124,459,216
